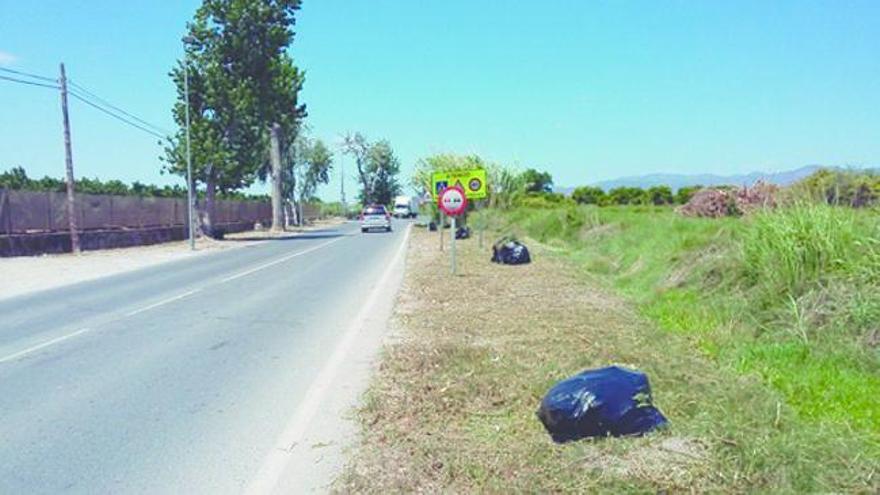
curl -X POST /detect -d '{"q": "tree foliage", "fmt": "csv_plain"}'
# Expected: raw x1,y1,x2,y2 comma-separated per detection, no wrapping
163,0,306,232
0,166,266,199
646,185,674,205
522,168,554,194
362,140,401,205
572,186,606,205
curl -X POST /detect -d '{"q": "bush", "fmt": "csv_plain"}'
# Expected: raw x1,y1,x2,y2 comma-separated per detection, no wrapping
740,204,880,298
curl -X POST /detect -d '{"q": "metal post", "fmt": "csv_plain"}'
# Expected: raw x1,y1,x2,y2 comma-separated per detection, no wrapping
183,41,195,251
439,213,444,251
450,215,457,275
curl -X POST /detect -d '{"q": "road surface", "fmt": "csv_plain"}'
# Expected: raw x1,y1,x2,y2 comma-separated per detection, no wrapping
0,220,410,493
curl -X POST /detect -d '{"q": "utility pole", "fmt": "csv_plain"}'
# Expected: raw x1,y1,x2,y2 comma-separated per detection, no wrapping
59,63,80,254
340,157,346,217
182,37,196,250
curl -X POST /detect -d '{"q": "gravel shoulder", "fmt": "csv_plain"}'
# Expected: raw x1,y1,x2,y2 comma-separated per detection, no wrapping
0,219,345,301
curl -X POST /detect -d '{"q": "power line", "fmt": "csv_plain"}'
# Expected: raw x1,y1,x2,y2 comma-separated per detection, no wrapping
68,91,168,140
0,66,57,83
69,79,172,136
0,74,59,90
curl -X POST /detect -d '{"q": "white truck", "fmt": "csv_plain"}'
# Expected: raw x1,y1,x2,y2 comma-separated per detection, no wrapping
392,195,419,218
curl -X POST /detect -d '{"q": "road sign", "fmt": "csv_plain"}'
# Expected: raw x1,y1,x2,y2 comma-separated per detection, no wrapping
438,186,468,216
431,168,487,200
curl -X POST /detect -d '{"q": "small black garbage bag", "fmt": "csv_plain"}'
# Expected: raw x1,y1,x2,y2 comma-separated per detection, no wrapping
491,240,531,265
455,226,471,239
536,366,667,443
428,221,438,232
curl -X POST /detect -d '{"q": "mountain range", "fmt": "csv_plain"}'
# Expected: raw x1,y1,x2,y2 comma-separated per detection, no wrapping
556,165,824,194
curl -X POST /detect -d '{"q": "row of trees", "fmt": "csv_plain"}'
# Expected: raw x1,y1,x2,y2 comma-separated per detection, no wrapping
0,166,266,200
571,185,702,206
162,0,325,233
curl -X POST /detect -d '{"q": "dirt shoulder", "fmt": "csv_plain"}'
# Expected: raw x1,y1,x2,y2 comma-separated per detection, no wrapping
337,227,875,493
0,219,345,301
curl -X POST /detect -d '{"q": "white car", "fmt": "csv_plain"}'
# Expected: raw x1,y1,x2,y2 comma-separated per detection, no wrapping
360,204,392,233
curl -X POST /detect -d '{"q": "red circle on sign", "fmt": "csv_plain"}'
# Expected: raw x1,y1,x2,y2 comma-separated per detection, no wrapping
438,186,468,216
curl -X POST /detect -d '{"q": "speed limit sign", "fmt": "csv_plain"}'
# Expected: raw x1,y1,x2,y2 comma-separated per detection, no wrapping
438,186,468,216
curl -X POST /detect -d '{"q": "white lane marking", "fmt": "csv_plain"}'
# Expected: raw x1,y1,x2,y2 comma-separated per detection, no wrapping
0,234,350,366
244,224,412,495
125,288,202,317
220,236,346,284
0,328,92,364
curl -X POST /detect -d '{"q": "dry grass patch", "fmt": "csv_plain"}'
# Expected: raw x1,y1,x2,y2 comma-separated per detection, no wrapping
337,228,878,493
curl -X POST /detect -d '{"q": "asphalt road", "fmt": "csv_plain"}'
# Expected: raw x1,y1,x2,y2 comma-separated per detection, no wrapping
0,220,409,494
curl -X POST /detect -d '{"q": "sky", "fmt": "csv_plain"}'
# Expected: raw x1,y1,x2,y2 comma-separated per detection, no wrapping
1,0,878,200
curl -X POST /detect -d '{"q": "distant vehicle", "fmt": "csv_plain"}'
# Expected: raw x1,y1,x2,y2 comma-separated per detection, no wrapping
392,195,419,218
360,204,392,233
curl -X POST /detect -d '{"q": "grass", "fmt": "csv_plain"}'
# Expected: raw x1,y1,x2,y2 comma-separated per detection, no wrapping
338,222,880,493
486,203,880,442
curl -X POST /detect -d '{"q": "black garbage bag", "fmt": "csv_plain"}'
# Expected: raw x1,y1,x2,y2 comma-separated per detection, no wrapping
455,226,471,239
491,240,531,265
536,366,667,443
428,221,438,232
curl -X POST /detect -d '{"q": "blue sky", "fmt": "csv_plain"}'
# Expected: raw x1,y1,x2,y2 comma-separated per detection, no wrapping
1,1,878,200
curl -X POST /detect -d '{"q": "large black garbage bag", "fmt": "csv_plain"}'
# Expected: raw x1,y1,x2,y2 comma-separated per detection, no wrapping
536,366,667,443
491,240,531,265
455,226,471,239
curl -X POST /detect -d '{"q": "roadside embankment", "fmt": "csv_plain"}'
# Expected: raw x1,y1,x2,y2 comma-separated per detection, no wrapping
339,223,878,492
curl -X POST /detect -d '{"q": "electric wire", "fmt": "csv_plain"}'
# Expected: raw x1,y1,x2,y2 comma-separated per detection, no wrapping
0,74,60,90
69,79,172,136
68,91,168,140
0,66,57,83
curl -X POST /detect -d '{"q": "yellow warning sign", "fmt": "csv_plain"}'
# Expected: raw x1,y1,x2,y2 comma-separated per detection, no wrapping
431,169,488,200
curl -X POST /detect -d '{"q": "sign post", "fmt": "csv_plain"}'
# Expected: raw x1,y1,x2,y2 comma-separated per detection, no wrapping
438,186,468,275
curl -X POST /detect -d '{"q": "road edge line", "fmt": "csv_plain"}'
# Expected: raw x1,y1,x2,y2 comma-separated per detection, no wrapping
243,224,413,494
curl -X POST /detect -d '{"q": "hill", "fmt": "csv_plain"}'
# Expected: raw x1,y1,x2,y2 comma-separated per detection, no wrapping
556,165,824,194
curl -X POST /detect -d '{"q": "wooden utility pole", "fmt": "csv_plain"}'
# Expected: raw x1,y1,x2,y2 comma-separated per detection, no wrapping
59,63,80,254
269,122,284,232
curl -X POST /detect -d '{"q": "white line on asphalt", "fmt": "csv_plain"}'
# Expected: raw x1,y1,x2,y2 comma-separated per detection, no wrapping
243,224,412,495
220,236,346,284
0,328,92,364
125,288,202,317
0,234,349,367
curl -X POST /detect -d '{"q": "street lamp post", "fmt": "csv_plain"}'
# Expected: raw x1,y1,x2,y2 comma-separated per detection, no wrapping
183,36,196,251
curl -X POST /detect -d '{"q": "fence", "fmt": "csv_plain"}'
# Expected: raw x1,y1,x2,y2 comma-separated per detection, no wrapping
0,187,271,235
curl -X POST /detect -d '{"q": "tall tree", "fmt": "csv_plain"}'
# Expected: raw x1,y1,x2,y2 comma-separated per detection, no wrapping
297,138,333,223
362,140,401,205
283,135,333,224
164,0,305,235
341,132,371,203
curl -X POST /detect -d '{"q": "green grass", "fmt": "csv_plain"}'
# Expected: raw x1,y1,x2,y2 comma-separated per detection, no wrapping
481,203,880,447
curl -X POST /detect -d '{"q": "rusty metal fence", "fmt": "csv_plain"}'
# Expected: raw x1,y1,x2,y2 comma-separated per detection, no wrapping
0,187,272,235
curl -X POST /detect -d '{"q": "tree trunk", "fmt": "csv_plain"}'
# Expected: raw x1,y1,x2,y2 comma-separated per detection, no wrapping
201,165,217,238
270,123,284,232
299,200,305,226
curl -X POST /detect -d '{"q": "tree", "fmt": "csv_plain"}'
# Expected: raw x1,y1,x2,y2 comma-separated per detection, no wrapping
289,137,333,224
675,185,703,204
607,186,647,205
164,0,306,235
571,186,606,205
0,166,31,190
646,185,674,205
362,140,401,205
522,168,554,193
341,132,371,203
